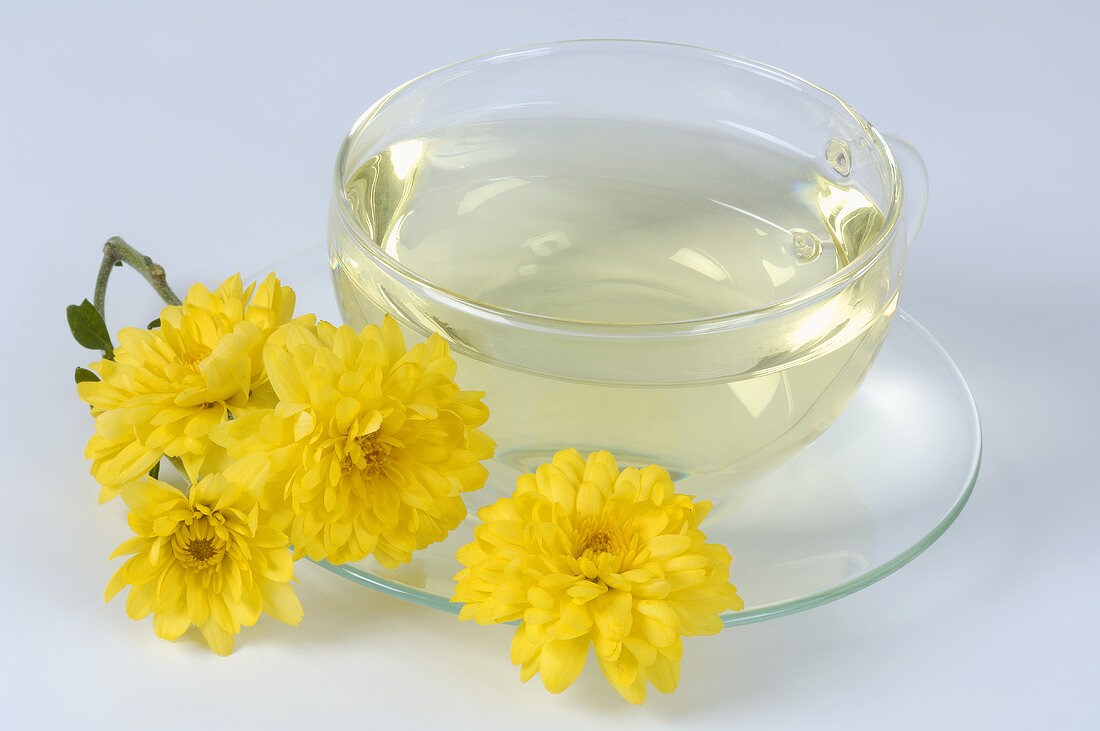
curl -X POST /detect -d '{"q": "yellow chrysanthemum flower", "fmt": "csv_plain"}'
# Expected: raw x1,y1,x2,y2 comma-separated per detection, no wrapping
78,273,299,501
212,316,495,568
452,449,743,704
104,462,303,656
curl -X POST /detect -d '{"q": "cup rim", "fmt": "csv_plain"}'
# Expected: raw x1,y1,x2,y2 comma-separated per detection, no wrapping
331,39,905,333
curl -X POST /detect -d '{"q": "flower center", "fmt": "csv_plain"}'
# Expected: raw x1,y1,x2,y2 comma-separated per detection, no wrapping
175,346,212,370
574,516,623,559
172,519,226,570
187,538,216,562
342,432,391,477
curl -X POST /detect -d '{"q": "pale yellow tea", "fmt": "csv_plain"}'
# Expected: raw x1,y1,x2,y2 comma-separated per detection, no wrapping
333,118,895,495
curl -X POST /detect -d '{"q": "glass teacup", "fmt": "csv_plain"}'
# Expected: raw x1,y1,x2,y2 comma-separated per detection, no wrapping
327,40,928,497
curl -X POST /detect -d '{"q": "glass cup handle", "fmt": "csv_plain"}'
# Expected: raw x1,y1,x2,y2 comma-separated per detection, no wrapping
882,134,928,248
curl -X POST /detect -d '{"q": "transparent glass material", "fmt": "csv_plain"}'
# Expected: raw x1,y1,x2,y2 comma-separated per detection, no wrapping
268,248,979,624
327,40,931,499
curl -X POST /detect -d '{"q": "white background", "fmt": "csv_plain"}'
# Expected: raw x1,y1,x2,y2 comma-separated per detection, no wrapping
3,1,1098,728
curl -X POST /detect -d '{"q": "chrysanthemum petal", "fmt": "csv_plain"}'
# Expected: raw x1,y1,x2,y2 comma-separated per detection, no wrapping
519,659,540,683
124,578,158,620
575,481,602,516
153,603,191,641
221,454,271,498
635,599,677,628
617,669,648,705
509,623,542,666
622,636,657,667
647,650,681,694
597,647,640,689
260,581,303,626
259,546,294,582
108,536,148,561
566,581,607,603
644,534,692,561
104,561,134,603
98,482,123,504
199,620,234,656
539,636,590,694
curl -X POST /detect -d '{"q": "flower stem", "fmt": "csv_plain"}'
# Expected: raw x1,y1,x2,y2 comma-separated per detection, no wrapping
94,236,182,319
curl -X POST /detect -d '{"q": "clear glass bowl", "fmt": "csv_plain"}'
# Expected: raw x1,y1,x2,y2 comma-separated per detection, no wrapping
327,40,930,497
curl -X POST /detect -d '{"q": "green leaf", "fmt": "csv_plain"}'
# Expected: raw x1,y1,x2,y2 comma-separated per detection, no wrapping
147,317,161,329
148,461,160,480
66,299,114,359
74,367,100,384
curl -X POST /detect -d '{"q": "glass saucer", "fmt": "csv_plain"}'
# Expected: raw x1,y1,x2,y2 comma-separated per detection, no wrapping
263,247,981,626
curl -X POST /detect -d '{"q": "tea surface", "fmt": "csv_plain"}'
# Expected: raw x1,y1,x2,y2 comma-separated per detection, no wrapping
344,118,884,323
